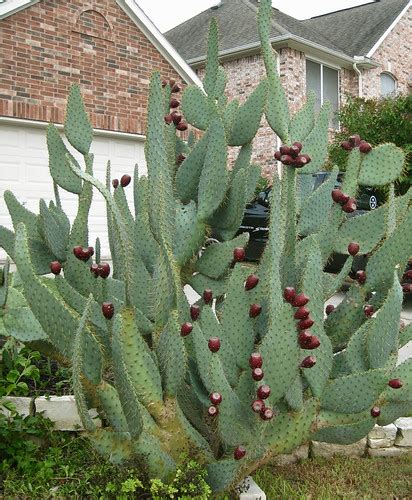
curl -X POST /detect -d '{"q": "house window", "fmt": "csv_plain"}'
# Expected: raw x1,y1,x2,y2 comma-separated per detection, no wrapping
380,73,396,96
306,60,339,128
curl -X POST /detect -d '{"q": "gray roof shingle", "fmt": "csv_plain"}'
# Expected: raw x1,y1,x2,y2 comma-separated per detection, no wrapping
165,0,410,62
303,0,409,56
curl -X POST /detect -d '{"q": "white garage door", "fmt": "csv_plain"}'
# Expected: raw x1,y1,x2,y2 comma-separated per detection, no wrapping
0,120,147,262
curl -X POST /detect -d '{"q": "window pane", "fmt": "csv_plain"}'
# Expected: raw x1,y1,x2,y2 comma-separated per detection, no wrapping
306,60,321,111
323,66,339,128
380,73,396,96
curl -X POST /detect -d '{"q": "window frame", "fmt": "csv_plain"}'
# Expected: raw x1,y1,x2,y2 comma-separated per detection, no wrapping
305,57,341,129
380,72,397,97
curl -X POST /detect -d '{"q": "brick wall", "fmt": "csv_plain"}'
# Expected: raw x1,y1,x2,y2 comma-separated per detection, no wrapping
0,0,183,134
362,6,412,98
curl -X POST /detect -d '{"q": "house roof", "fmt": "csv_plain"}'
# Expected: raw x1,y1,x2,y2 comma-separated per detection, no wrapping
0,0,203,87
303,0,410,57
165,0,410,64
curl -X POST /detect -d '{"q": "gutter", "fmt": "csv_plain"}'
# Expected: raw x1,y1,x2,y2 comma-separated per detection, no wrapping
353,60,363,98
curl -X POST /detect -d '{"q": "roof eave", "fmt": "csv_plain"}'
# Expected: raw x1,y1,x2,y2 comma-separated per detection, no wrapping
0,0,40,20
187,34,369,70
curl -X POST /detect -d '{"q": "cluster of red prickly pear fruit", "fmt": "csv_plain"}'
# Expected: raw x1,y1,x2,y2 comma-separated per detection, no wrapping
73,246,94,262
341,134,372,154
284,287,319,366
208,391,222,418
248,354,274,420
249,353,264,381
402,268,412,295
331,188,357,213
180,303,201,337
112,174,131,190
50,261,62,275
274,142,311,168
90,262,110,279
163,79,188,132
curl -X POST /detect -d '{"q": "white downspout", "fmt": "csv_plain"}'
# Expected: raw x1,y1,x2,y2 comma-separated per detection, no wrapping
353,61,363,98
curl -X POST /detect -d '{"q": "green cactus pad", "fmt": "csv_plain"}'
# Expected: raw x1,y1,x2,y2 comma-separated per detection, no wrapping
300,241,333,396
383,358,412,403
228,80,267,146
198,118,229,220
174,201,206,266
285,375,304,411
289,92,315,144
195,233,249,279
188,273,227,298
376,400,412,426
343,323,369,373
181,86,213,130
38,199,68,261
47,124,83,194
97,382,128,432
203,18,219,97
299,102,331,174
320,369,387,413
312,418,374,445
365,208,412,291
206,460,242,493
358,143,405,187
298,168,338,236
64,85,93,155
366,274,403,369
4,190,41,242
260,302,300,403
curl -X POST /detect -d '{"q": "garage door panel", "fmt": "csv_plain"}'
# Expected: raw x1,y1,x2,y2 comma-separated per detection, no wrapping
0,122,146,262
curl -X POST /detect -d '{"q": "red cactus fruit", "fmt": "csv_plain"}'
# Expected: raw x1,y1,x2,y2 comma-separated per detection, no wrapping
283,287,296,303
176,153,186,164
208,337,221,353
180,322,193,337
371,406,381,418
297,317,314,330
161,80,167,88
176,121,188,131
359,141,372,154
207,405,218,417
249,303,262,318
300,154,311,164
252,368,264,381
304,335,321,350
251,399,265,413
120,174,131,187
234,446,246,460
73,246,84,260
164,114,173,124
388,378,403,389
280,154,294,165
402,283,412,294
325,304,335,315
332,189,345,204
50,261,62,275
279,144,291,155
171,111,182,125
290,145,300,158
190,304,200,321
403,270,412,281
349,134,361,147
341,140,353,151
298,331,313,347
233,247,246,262
300,355,316,368
73,246,92,262
364,305,374,318
257,384,271,400
102,302,114,319
274,151,282,161
260,407,274,421
245,274,259,290
171,83,182,93
293,155,308,168
356,270,366,284
342,198,357,213
203,289,213,305
209,392,222,405
292,293,310,308
292,141,303,152
170,98,180,109
98,262,110,279
90,263,99,276
294,306,310,320
169,79,176,87
112,178,119,189
249,352,263,369
348,242,360,256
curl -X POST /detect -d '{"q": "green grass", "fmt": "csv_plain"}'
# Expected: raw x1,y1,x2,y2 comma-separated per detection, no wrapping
254,455,412,499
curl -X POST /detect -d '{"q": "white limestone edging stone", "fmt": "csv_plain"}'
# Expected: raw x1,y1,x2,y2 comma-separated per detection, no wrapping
394,417,412,447
311,438,367,459
236,476,267,500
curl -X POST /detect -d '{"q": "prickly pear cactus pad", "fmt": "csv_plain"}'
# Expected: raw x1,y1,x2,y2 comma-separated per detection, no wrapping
0,0,411,493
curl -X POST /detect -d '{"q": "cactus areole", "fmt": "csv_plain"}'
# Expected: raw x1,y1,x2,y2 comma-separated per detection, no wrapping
0,0,410,494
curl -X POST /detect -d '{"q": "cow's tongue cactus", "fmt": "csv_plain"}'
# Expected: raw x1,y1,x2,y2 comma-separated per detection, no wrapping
0,0,411,493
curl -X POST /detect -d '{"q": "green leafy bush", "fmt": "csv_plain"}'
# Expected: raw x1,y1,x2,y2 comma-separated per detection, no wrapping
328,94,412,195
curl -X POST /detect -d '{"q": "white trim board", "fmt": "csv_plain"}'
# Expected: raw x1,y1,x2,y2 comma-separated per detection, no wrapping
367,1,411,58
0,116,146,142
